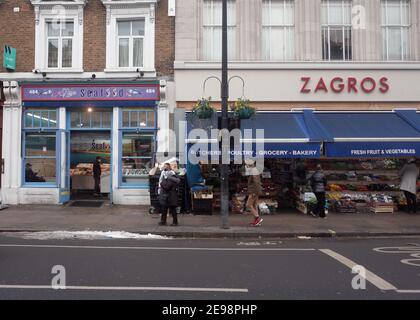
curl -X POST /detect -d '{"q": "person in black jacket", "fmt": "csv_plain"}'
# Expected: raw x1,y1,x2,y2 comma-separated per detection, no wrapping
159,171,180,226
93,156,102,197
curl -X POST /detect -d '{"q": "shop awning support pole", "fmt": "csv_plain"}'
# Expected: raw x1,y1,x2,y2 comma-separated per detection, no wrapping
220,0,230,229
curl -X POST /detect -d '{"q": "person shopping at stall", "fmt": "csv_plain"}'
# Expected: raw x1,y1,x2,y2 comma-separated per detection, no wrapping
93,156,102,197
245,159,263,227
159,170,180,226
310,164,327,219
399,158,419,214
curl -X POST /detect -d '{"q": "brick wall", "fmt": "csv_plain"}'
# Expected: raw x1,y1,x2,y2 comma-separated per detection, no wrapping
0,0,175,76
0,0,35,73
155,0,175,78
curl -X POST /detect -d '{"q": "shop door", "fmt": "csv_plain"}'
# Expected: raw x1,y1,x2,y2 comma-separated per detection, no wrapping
59,131,71,203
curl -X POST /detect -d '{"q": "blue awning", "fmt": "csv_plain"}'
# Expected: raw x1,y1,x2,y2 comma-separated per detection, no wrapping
314,110,420,158
240,112,322,158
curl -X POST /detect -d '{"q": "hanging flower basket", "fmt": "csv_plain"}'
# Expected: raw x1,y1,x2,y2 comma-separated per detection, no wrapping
230,98,255,119
192,97,215,119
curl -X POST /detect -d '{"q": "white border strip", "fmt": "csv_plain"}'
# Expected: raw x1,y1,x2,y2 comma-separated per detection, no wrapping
0,284,248,293
319,249,397,291
334,138,420,142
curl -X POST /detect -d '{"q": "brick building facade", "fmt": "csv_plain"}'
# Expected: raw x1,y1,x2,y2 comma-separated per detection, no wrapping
0,0,176,205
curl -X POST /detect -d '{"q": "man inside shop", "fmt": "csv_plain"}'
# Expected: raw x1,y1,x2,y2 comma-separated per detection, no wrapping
93,156,102,197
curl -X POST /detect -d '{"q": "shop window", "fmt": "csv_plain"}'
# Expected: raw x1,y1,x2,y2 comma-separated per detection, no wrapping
121,133,155,185
70,111,112,129
262,0,295,61
381,0,411,61
121,109,155,128
23,132,57,184
24,109,57,129
202,0,236,61
321,0,352,61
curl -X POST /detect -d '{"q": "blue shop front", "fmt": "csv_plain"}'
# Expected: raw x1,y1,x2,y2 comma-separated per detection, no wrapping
1,81,165,205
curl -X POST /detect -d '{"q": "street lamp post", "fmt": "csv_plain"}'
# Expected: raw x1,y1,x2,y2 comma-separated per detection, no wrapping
220,0,229,229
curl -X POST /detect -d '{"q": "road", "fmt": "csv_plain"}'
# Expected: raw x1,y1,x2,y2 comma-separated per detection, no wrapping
1,233,420,300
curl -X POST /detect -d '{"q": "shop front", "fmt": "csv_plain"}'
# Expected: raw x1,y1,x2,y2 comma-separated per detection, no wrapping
185,110,420,215
1,81,167,205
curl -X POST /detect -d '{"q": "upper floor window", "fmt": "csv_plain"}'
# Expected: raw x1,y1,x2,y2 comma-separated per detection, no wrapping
31,0,86,72
262,0,294,61
321,0,352,61
381,0,411,61
101,0,156,72
47,21,74,69
202,0,236,61
118,20,145,68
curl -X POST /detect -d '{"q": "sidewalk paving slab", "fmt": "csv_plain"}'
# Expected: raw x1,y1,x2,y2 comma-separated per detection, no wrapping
1,204,420,239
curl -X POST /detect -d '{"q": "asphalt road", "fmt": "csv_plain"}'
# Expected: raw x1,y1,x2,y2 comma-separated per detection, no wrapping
1,233,420,300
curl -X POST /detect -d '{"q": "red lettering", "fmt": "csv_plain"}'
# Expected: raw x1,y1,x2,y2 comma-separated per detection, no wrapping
315,78,328,93
379,77,389,93
347,77,358,93
300,77,311,93
361,77,376,93
330,77,345,93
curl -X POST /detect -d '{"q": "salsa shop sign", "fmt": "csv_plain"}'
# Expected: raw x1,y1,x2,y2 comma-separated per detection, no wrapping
21,84,160,101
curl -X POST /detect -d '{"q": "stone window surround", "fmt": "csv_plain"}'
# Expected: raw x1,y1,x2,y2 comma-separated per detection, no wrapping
101,0,158,74
31,0,87,73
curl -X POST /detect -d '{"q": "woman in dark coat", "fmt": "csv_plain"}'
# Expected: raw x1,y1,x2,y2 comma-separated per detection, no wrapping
158,171,180,226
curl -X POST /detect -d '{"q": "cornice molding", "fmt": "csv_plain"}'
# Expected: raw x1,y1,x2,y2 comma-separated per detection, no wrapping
30,0,89,25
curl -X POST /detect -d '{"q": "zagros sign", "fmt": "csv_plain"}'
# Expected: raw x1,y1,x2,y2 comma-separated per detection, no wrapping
300,76,390,94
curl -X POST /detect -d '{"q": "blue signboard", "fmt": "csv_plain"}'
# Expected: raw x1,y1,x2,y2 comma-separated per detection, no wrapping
325,142,420,158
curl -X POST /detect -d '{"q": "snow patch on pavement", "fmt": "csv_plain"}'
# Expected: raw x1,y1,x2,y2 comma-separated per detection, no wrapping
6,231,171,240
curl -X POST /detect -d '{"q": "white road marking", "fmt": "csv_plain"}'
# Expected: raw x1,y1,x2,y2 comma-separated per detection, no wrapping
396,290,420,294
319,249,398,291
373,246,420,267
0,244,316,251
0,284,248,293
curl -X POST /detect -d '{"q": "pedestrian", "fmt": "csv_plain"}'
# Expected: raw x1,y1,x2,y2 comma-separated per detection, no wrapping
158,170,180,226
310,164,327,218
399,158,419,214
245,159,263,227
93,156,102,197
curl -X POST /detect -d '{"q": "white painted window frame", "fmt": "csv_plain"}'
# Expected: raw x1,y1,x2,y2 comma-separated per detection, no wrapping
46,21,75,69
31,0,85,73
381,0,411,61
117,19,146,68
202,0,236,61
262,0,295,61
101,0,157,73
321,0,353,61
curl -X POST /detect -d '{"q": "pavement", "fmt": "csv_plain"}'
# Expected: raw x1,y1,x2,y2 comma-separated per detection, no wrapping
1,203,420,238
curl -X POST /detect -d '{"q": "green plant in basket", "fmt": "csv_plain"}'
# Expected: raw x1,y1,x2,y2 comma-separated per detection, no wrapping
230,98,255,119
192,97,215,119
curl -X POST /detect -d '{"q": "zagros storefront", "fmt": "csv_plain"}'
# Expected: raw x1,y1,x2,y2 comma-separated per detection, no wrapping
1,80,168,205
176,65,420,215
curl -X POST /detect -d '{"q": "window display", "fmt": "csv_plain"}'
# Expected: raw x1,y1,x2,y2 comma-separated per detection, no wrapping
121,133,154,184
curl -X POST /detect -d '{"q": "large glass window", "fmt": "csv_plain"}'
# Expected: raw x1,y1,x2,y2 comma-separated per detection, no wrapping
321,0,352,61
381,0,411,61
202,0,236,61
24,109,57,128
262,0,294,61
70,110,112,129
121,133,155,185
46,21,74,68
117,19,145,68
121,109,156,128
24,132,57,184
